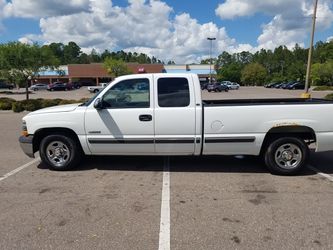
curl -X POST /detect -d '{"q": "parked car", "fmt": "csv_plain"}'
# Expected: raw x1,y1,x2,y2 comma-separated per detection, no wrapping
281,81,296,89
0,82,14,90
47,82,71,91
200,82,209,90
224,81,240,90
287,82,305,90
265,82,280,88
19,73,333,176
72,82,82,89
274,82,285,88
87,82,109,93
30,83,48,91
207,83,229,92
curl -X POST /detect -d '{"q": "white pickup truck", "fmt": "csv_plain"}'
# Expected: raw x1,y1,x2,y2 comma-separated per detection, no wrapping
87,82,109,93
19,73,333,175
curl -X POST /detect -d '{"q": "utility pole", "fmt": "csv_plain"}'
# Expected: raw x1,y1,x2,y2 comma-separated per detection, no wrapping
207,37,216,83
302,0,318,98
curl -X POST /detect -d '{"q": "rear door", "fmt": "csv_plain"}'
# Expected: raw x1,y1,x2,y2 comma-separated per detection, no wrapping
154,75,197,154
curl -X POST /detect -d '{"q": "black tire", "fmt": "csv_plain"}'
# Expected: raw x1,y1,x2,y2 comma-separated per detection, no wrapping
39,134,82,171
264,137,309,175
33,88,38,91
94,89,99,93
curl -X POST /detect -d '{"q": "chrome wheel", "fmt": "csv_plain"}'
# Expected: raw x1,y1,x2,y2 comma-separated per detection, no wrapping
46,141,70,167
274,143,302,169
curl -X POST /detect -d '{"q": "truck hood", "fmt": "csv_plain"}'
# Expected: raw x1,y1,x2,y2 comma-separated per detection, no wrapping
27,103,80,115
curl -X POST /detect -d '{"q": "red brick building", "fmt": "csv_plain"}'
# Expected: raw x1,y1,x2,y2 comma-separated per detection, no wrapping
38,63,165,86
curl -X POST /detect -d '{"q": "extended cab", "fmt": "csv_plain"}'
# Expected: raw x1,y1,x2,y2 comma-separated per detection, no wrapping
19,73,333,175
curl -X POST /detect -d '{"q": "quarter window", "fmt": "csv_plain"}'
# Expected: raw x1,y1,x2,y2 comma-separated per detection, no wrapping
157,78,190,107
102,78,150,108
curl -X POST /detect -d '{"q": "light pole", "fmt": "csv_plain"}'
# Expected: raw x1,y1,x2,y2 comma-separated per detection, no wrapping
303,0,318,98
26,75,32,100
207,37,216,83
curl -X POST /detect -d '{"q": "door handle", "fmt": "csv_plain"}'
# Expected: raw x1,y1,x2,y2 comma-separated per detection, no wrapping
139,114,152,122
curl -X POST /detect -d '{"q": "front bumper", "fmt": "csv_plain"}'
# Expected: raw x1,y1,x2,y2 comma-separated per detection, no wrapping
19,135,35,158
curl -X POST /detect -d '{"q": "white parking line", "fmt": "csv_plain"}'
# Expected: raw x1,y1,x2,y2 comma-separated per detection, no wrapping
158,157,170,250
307,165,333,182
0,158,40,183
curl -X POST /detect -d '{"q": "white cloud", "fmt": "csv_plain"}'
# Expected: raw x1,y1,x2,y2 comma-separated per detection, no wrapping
18,0,249,63
3,0,90,19
5,0,332,63
18,37,33,44
216,0,333,50
0,0,6,31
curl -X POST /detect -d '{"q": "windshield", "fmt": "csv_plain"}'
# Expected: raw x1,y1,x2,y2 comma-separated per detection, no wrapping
80,80,115,106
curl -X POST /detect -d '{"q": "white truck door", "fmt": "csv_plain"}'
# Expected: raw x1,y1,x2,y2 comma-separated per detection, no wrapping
154,75,197,154
84,76,155,154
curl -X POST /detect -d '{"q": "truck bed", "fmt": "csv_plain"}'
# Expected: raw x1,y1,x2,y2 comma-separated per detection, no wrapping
202,98,333,106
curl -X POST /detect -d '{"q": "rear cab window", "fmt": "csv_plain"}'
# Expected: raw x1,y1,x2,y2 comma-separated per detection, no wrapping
157,77,190,107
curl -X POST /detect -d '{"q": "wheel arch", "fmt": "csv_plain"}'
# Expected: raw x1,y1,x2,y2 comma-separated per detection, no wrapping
260,125,316,155
33,127,83,154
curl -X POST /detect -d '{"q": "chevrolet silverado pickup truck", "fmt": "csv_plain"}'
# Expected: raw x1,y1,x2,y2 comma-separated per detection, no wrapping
19,73,333,175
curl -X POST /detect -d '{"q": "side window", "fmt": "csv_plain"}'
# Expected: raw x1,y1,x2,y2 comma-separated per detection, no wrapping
158,77,190,107
102,78,150,108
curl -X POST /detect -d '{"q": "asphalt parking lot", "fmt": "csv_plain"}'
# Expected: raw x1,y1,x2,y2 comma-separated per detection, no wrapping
0,88,333,250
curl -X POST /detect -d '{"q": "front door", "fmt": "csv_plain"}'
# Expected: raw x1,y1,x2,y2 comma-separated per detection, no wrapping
85,76,154,154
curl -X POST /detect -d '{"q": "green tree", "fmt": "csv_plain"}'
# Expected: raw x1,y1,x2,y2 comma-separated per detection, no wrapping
311,61,333,85
241,63,267,86
0,42,59,99
63,41,81,64
103,57,131,77
217,62,243,83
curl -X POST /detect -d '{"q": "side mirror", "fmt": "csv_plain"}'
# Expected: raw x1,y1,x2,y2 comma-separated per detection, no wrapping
93,98,104,109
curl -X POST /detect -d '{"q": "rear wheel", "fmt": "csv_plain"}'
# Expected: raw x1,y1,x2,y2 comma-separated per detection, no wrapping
94,89,99,93
264,137,309,175
40,134,82,171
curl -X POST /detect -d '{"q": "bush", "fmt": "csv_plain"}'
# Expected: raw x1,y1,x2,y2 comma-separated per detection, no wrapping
12,102,24,112
41,99,62,108
5,98,83,112
20,99,43,111
313,86,333,91
0,97,15,110
58,99,78,105
325,93,333,100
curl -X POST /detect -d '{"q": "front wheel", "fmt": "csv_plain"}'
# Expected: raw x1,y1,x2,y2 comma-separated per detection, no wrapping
40,134,82,171
264,137,309,175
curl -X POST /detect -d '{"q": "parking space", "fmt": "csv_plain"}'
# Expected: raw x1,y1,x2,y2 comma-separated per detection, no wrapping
1,89,333,249
169,156,333,249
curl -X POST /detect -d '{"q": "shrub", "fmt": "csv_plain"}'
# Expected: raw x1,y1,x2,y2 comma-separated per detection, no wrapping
313,86,333,91
12,102,24,112
41,99,61,108
20,99,43,111
325,93,333,100
0,98,15,110
7,98,82,112
58,99,78,105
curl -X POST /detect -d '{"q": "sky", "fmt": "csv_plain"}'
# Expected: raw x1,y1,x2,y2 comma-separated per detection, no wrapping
0,0,333,63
